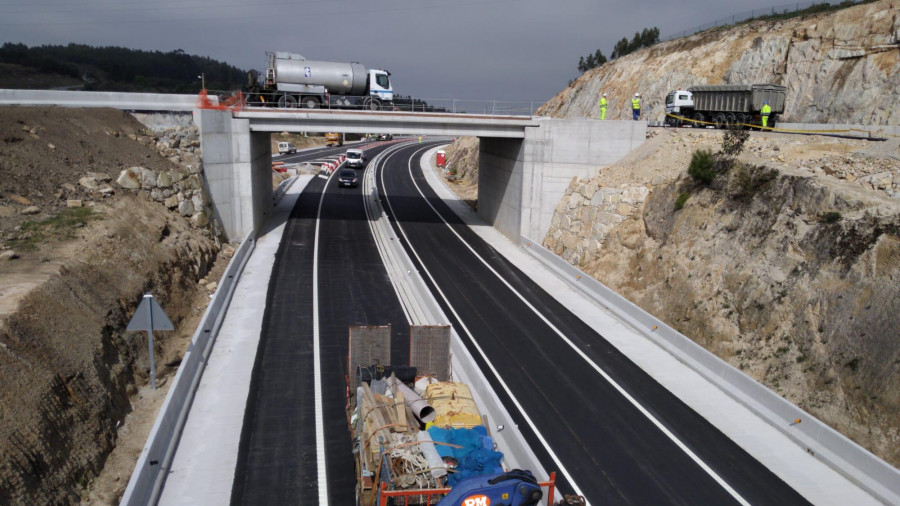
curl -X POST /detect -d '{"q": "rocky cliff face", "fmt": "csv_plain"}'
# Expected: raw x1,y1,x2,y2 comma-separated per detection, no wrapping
539,0,900,126
543,129,900,466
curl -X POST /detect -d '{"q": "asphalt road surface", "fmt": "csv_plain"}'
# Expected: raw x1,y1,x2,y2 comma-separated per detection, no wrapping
375,142,812,505
231,142,408,505
231,140,812,505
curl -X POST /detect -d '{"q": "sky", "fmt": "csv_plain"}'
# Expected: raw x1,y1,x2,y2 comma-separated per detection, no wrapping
0,0,846,107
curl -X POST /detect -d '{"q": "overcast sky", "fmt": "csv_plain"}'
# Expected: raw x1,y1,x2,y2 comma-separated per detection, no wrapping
1,0,837,106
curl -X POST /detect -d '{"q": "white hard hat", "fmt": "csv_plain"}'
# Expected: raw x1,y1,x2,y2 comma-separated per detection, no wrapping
635,93,640,97
603,93,607,97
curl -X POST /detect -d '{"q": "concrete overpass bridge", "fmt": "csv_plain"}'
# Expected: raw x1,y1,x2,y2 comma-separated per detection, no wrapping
199,107,645,243
3,90,899,505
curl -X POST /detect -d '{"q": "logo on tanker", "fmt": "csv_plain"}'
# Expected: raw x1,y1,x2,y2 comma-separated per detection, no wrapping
462,495,490,506
304,66,311,78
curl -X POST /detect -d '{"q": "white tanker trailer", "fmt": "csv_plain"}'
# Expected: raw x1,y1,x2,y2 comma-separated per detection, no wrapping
245,52,393,110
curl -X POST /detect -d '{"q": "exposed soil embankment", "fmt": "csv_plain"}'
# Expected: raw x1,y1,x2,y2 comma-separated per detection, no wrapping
0,107,223,504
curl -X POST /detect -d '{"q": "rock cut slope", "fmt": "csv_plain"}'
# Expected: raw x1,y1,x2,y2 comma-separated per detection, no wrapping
540,0,900,125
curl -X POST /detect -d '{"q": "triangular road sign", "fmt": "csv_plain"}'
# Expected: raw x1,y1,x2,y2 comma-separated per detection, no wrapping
127,293,174,332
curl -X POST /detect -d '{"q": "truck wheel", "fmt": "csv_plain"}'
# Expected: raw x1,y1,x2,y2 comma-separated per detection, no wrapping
712,113,725,129
692,112,705,126
278,95,297,108
725,113,737,128
300,96,320,109
363,98,381,111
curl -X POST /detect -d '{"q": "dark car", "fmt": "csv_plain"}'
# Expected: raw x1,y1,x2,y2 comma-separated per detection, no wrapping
377,133,393,141
338,169,359,188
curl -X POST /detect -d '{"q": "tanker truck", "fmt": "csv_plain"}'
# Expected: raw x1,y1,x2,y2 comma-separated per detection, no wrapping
664,83,786,129
245,52,393,110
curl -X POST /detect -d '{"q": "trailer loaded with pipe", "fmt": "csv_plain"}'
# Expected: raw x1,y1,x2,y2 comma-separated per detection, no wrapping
347,325,579,505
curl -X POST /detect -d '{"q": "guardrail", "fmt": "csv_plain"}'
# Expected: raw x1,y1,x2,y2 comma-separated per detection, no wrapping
120,228,254,505
118,175,305,505
519,237,900,505
0,89,215,111
120,228,255,505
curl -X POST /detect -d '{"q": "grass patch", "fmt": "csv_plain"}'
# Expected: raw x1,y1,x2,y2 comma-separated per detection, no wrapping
819,211,842,224
10,207,101,250
688,149,716,184
674,191,691,211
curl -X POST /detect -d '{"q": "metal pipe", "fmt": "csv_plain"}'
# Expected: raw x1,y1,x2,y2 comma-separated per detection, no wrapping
387,376,435,423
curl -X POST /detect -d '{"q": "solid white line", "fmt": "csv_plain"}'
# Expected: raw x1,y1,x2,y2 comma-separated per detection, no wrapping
313,169,338,505
399,150,752,506
377,146,587,499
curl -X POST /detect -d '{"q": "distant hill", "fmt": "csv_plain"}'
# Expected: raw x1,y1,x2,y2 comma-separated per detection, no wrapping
0,43,246,93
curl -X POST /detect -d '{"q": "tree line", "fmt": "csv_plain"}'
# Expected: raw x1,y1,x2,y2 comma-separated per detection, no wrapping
0,43,246,93
577,27,660,73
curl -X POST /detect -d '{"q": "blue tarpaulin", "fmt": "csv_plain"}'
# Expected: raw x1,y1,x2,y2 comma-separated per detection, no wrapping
427,426,504,486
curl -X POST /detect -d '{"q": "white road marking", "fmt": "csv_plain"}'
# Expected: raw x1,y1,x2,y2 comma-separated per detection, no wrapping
386,148,752,506
313,169,338,505
377,145,587,499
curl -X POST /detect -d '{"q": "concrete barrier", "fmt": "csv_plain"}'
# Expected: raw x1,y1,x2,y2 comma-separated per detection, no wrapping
361,144,549,486
0,89,212,111
520,237,900,505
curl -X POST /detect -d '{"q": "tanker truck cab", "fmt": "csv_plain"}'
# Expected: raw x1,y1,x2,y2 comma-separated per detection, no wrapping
367,69,393,107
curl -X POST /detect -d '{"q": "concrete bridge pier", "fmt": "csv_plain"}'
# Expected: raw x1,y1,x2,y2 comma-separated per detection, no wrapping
198,109,273,240
479,118,646,243
197,109,645,243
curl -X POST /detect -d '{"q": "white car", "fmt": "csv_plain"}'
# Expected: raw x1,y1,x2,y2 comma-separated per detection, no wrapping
345,148,365,168
277,141,296,154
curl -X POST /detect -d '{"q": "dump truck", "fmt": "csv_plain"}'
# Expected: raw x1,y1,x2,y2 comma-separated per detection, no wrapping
664,84,787,128
347,325,576,505
325,132,344,146
245,52,393,110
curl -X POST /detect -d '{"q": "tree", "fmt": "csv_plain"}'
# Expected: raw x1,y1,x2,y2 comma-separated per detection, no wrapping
577,49,607,73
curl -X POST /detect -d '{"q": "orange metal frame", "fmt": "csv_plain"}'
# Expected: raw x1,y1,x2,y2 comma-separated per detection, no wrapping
377,472,557,506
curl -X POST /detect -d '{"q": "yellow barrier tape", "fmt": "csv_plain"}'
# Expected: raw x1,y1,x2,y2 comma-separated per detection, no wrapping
663,113,896,138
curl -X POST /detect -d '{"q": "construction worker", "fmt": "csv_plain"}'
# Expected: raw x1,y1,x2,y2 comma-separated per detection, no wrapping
761,101,772,128
599,93,608,120
631,93,641,121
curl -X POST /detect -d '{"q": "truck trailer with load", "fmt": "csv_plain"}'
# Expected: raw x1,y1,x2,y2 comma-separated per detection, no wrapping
665,83,786,129
347,325,578,505
245,52,393,110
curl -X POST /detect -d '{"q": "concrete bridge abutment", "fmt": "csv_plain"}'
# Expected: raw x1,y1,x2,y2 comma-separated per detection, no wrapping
198,109,273,240
479,118,646,243
197,110,645,242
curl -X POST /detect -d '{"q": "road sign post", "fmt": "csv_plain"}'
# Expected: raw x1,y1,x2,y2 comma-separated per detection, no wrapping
126,293,174,389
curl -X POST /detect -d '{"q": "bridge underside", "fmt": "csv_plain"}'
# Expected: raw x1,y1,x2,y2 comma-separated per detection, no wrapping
198,109,645,241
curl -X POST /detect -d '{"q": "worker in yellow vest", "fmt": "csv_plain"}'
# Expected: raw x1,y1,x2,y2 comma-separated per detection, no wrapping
761,101,772,128
599,93,608,120
631,93,641,121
